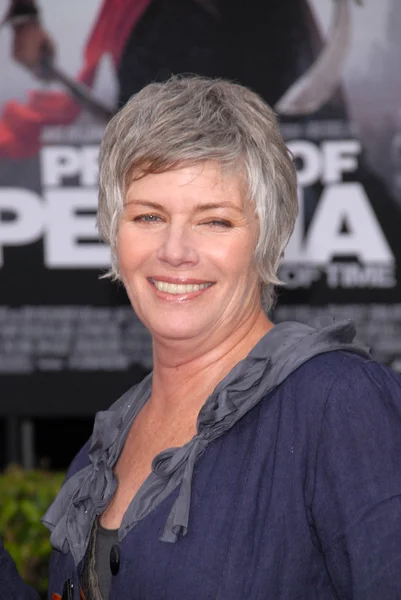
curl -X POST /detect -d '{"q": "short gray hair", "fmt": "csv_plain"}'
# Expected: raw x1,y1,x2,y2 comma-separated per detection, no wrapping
98,75,298,312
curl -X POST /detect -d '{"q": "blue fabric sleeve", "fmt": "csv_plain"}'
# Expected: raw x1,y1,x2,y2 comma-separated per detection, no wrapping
312,360,401,599
0,539,40,600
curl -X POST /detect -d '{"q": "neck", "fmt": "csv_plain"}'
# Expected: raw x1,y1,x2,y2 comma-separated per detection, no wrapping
149,309,273,415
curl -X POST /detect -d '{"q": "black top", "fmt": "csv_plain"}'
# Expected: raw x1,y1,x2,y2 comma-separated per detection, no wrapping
81,519,119,600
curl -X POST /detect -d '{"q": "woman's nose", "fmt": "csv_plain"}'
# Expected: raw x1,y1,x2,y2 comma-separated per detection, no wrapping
156,225,199,267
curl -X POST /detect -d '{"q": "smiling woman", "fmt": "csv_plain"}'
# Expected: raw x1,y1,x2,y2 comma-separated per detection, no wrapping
3,76,401,600
97,76,298,312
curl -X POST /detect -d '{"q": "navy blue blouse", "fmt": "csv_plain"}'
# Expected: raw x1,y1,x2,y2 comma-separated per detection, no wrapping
46,349,401,599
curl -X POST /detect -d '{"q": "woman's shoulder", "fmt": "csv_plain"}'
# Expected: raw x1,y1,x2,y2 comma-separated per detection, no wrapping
282,349,400,397
311,351,401,427
259,349,401,437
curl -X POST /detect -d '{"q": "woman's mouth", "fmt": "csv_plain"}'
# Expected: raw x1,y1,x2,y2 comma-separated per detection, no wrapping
148,278,214,298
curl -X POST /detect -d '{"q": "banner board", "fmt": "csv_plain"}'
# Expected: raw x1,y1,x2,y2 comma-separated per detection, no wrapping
1,0,400,415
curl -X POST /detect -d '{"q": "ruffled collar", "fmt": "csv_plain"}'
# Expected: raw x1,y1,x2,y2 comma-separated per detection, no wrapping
42,319,370,566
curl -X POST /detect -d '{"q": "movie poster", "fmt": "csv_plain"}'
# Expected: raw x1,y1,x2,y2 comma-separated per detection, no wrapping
0,0,400,417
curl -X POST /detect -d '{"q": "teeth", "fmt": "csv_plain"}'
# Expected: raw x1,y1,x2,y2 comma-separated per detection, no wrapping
152,280,211,294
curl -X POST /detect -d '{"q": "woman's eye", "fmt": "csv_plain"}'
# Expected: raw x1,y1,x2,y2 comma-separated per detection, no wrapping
203,220,232,228
134,214,162,223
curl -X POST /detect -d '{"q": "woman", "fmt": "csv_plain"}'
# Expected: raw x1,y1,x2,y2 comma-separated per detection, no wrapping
2,76,401,599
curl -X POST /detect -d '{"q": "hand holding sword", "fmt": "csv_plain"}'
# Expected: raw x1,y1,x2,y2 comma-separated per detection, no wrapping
12,19,55,80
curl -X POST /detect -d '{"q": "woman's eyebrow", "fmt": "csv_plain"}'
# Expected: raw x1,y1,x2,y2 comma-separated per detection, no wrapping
124,199,165,210
193,202,243,213
124,200,243,213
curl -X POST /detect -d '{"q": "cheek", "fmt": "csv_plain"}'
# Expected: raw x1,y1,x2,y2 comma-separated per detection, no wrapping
116,230,133,273
224,237,256,274
226,235,259,289
117,226,150,273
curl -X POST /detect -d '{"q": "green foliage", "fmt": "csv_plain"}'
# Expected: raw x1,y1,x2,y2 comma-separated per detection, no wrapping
0,466,64,594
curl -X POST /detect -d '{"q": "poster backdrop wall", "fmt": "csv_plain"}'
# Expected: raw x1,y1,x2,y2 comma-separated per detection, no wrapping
1,0,400,415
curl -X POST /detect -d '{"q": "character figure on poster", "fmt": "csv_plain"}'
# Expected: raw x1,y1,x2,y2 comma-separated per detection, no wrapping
1,0,351,158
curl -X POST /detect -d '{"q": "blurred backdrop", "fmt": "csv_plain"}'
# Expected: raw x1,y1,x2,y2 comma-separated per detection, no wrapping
0,0,401,473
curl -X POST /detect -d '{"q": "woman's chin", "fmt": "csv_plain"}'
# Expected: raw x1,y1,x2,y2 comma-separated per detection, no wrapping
148,320,207,344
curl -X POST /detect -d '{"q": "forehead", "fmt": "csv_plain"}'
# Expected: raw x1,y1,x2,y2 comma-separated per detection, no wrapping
125,161,248,209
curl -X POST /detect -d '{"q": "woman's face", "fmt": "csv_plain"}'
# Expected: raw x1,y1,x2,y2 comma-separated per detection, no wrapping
118,161,262,345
